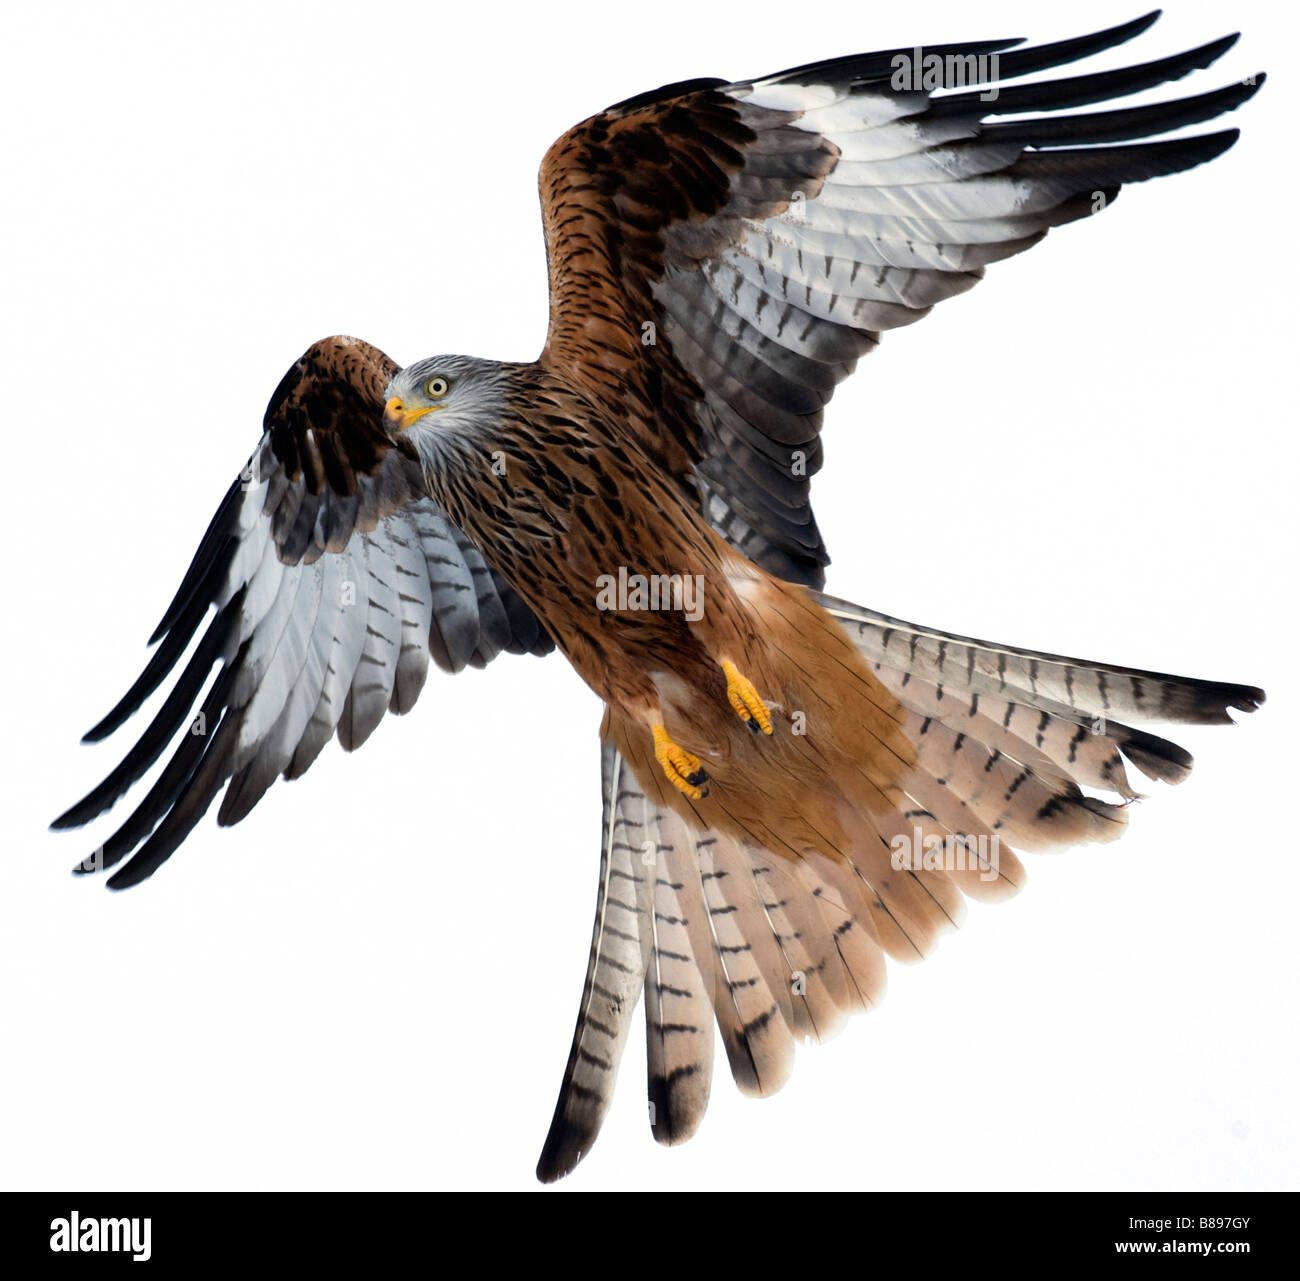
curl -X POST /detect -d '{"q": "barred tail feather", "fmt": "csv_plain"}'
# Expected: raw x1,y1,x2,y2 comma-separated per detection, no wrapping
818,593,1265,727
535,744,650,1184
542,586,1262,1179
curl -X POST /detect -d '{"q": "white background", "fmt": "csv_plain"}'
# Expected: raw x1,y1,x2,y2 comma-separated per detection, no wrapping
2,1,1295,1192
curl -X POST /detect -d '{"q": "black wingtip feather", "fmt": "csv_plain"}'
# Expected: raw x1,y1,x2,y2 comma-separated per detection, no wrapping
79,551,230,745
146,477,242,646
986,77,1263,150
758,36,1027,92
987,10,1165,85
55,598,241,830
69,668,238,883
933,33,1245,118
1008,128,1243,193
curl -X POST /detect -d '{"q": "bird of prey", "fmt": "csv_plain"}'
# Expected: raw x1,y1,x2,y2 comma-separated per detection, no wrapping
54,12,1265,1182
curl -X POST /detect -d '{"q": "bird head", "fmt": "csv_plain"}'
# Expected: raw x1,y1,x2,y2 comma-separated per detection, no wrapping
383,355,502,446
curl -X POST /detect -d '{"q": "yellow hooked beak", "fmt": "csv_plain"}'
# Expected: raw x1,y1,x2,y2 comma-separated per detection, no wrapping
385,396,441,431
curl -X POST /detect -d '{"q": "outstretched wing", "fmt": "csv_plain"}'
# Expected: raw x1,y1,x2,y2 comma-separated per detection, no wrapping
538,12,1262,587
53,335,551,889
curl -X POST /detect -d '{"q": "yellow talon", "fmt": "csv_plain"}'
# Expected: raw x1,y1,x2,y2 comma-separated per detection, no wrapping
722,660,773,735
653,724,706,800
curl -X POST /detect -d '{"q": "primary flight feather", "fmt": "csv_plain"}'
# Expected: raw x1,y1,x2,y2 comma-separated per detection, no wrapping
53,12,1265,1182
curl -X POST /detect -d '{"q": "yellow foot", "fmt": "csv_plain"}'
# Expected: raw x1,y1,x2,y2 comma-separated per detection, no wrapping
722,660,773,735
653,724,707,800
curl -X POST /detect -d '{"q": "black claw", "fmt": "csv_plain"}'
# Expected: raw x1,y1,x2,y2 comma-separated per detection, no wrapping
747,716,761,733
687,768,708,787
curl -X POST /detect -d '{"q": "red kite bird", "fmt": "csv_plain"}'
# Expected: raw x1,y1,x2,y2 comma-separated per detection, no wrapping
54,13,1265,1181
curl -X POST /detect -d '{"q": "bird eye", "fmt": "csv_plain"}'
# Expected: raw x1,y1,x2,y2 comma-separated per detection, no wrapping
425,376,450,398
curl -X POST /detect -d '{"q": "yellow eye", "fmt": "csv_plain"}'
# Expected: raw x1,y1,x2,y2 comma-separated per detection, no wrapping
425,376,450,398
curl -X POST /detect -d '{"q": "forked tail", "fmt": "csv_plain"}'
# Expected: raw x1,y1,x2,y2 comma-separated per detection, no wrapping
538,586,1263,1180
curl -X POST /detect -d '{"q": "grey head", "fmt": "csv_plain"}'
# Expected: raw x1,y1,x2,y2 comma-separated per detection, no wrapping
382,354,509,468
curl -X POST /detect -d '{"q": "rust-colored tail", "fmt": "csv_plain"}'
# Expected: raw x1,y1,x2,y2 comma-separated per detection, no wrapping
579,577,1262,1171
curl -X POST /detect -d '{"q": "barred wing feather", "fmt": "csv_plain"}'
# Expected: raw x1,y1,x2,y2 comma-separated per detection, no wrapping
539,12,1263,589
52,336,551,889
